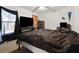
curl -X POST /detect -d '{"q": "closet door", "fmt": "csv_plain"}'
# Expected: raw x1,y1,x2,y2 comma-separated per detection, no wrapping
32,15,38,30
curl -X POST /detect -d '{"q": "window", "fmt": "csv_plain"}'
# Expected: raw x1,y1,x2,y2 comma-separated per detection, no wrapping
1,9,16,35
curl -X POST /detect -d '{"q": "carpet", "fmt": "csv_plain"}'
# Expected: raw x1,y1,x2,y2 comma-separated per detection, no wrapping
10,47,33,53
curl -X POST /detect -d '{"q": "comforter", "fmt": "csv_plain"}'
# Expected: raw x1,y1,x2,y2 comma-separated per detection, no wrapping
17,29,79,52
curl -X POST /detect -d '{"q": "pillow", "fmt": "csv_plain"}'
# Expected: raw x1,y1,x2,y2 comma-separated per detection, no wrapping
57,27,70,33
61,28,70,32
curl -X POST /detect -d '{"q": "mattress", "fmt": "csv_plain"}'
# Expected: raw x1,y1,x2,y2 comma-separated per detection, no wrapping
20,41,48,53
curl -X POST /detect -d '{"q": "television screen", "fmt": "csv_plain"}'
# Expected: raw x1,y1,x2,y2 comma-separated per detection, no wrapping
20,16,33,27
60,22,67,28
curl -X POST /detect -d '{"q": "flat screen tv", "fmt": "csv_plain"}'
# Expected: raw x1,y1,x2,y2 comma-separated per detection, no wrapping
60,22,67,28
20,16,33,27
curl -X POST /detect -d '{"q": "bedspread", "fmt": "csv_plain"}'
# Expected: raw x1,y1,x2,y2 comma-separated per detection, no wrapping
17,29,79,52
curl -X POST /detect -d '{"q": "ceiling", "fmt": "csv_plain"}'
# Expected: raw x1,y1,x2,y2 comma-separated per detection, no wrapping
19,6,66,13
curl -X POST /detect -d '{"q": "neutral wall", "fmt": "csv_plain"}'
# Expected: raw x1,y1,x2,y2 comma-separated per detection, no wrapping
3,6,36,18
71,7,79,33
38,7,79,33
38,7,75,30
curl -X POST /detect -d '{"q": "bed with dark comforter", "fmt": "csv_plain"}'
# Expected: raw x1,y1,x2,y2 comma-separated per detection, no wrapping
17,28,79,53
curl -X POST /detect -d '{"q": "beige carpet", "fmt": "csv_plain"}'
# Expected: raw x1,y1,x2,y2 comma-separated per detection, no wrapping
11,47,33,53
0,40,21,53
0,40,33,53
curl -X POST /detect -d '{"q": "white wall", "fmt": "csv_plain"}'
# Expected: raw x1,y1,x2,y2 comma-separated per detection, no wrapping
3,6,35,18
38,7,76,30
71,7,79,33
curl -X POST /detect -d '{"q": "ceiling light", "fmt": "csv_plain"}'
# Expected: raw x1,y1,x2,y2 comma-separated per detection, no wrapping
38,7,47,10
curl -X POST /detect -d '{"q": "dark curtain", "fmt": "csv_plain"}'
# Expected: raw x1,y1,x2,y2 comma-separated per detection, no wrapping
0,6,19,41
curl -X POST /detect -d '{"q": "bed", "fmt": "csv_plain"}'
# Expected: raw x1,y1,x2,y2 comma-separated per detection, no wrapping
17,28,79,53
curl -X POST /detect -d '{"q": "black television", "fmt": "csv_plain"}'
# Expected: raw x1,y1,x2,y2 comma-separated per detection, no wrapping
60,22,67,28
20,16,33,28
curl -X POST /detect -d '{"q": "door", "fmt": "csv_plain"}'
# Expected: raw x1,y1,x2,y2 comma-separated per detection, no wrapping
32,15,38,30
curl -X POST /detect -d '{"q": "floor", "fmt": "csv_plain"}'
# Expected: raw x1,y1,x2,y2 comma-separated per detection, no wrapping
0,40,32,53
